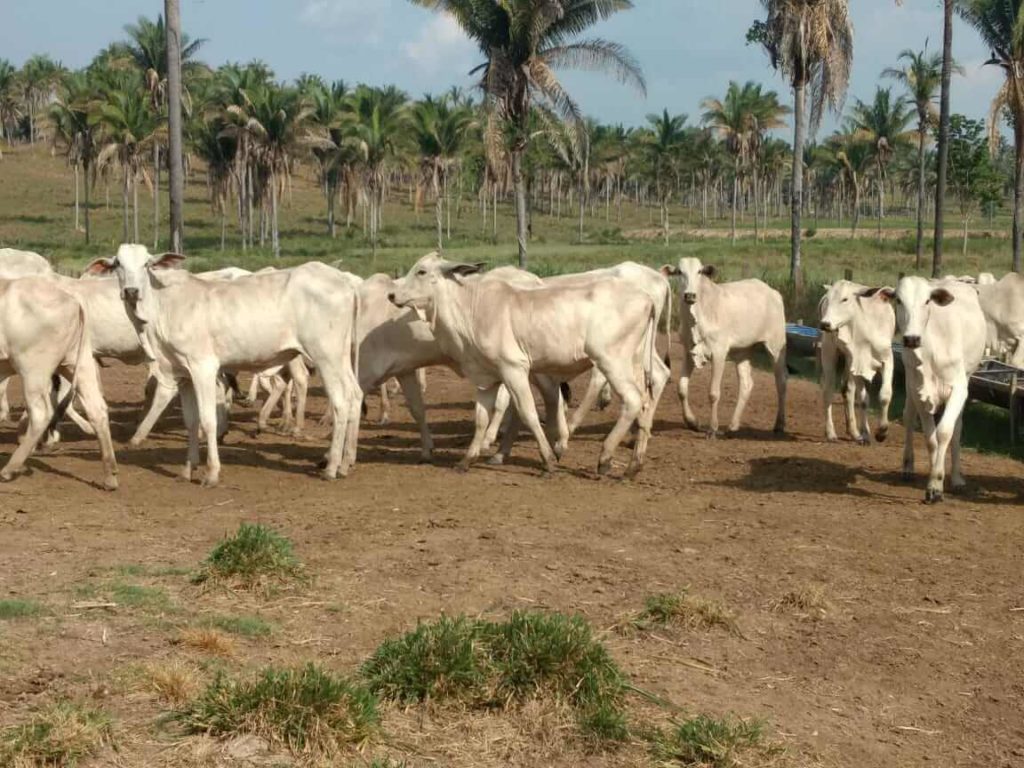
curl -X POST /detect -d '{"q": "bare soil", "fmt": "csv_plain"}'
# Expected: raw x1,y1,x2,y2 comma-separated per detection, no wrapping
0,352,1022,767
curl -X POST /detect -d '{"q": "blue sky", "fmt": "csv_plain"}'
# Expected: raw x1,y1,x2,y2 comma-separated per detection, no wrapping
6,1,1004,138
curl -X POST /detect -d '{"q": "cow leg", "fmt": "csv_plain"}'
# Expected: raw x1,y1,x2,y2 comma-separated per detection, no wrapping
0,375,51,481
378,382,391,426
244,374,260,406
482,384,511,452
1009,338,1024,369
949,410,967,492
843,368,859,440
676,355,699,430
290,359,309,438
706,353,726,438
627,354,670,477
258,375,287,434
66,357,118,490
190,368,222,487
537,376,569,460
0,376,10,422
65,399,96,436
567,369,606,436
876,353,894,443
901,395,917,481
772,346,788,434
595,361,644,476
925,387,968,503
460,385,501,471
398,371,433,462
130,377,179,446
820,342,838,442
854,378,871,445
318,364,355,479
489,408,521,466
178,381,201,482
501,369,557,473
728,357,754,434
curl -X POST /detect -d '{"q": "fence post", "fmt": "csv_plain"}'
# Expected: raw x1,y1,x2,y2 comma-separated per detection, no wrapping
844,268,853,281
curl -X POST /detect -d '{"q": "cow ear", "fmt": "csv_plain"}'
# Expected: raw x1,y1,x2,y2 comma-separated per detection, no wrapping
83,258,115,277
443,263,482,278
150,252,186,270
660,264,681,277
859,286,895,302
930,288,955,307
700,264,717,279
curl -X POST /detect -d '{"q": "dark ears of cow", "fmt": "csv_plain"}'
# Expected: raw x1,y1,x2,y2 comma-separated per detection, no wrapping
660,264,681,277
700,264,717,278
859,286,895,302
83,258,115,276
443,262,484,278
151,252,187,270
929,288,955,307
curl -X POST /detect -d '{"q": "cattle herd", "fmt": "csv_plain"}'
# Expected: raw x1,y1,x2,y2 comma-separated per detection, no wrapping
0,245,1021,502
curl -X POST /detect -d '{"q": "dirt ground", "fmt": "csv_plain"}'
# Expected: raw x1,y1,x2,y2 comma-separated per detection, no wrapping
0,352,1022,768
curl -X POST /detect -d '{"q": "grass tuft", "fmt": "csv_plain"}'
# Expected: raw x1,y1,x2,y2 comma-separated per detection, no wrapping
179,628,237,657
636,591,739,635
652,714,767,767
768,585,830,618
142,659,202,706
110,583,173,612
362,611,628,742
1,701,113,767
0,599,44,620
179,663,378,755
202,614,274,638
195,523,301,589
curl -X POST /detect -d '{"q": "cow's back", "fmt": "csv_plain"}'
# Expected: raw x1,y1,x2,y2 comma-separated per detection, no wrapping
0,249,52,280
0,278,81,368
924,282,987,376
701,277,784,349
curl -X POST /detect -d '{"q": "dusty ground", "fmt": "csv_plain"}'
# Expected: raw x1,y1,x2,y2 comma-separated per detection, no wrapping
0,353,1022,767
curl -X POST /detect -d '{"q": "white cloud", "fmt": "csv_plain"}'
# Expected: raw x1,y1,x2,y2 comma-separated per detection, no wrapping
300,0,394,43
401,13,476,78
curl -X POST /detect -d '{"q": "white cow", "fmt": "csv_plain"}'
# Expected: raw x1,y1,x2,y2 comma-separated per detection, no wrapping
890,276,987,503
818,280,896,444
88,246,362,486
389,253,660,476
0,249,54,421
974,272,1024,367
0,277,118,489
663,257,787,436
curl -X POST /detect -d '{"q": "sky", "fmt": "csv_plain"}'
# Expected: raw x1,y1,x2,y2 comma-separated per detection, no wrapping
5,1,1006,139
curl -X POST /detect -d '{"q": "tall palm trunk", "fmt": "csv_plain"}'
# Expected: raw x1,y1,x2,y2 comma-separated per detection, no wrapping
730,171,738,244
753,164,760,242
876,159,884,243
122,166,130,243
166,0,185,252
915,122,926,269
434,163,443,251
73,163,80,233
271,170,281,259
933,0,954,278
1014,113,1024,273
512,146,528,268
133,172,140,244
790,79,806,287
83,159,91,244
153,143,160,251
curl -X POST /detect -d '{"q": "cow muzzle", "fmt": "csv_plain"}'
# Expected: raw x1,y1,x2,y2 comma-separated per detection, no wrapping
819,320,834,332
683,293,697,305
903,335,922,349
122,287,140,304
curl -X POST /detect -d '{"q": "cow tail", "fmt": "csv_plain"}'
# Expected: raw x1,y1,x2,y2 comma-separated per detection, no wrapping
645,303,656,399
47,300,89,435
663,281,673,368
350,288,361,395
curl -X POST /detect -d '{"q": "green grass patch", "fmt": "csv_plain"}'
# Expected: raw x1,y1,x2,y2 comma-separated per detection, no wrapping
651,714,770,767
114,564,147,577
362,611,628,742
195,523,301,589
179,663,378,755
0,701,113,767
0,599,44,620
202,614,274,638
110,583,173,612
635,591,740,635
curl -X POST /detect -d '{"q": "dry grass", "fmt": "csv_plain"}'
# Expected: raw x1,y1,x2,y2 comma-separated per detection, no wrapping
635,592,741,635
1,701,113,767
178,628,237,657
142,659,203,706
768,585,831,619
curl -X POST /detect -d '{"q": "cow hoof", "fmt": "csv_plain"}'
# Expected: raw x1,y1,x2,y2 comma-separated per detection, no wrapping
825,435,838,443
624,462,643,479
455,462,472,474
378,417,390,427
924,488,944,504
102,476,119,492
773,425,786,435
128,437,145,448
855,434,869,446
597,459,612,476
486,454,505,466
900,468,915,483
705,430,720,440
201,477,220,489
875,427,889,443
320,470,338,481
0,469,19,483
951,483,968,496
684,419,700,432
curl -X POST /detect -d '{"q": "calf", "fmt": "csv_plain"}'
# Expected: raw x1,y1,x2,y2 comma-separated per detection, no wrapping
88,245,361,486
818,280,896,444
0,277,118,489
389,253,660,476
663,258,787,436
890,276,987,502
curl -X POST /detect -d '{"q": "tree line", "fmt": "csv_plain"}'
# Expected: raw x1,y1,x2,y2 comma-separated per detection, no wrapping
0,0,1021,276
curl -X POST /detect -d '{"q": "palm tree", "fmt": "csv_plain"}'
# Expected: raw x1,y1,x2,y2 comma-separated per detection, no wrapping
123,13,205,249
409,94,476,250
0,59,21,155
411,0,645,268
847,87,914,241
958,0,1024,272
346,85,407,257
935,0,955,277
824,132,872,237
19,54,65,145
640,110,687,243
882,47,956,268
309,80,351,237
49,72,99,241
92,84,161,243
750,0,853,285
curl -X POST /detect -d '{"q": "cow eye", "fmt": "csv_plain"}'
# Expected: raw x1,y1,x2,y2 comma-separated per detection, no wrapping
841,298,848,303
416,269,427,277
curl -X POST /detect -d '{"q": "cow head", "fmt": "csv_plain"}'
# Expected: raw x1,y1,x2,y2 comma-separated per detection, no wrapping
84,244,185,325
893,276,955,350
670,257,716,305
819,280,892,332
387,252,484,313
